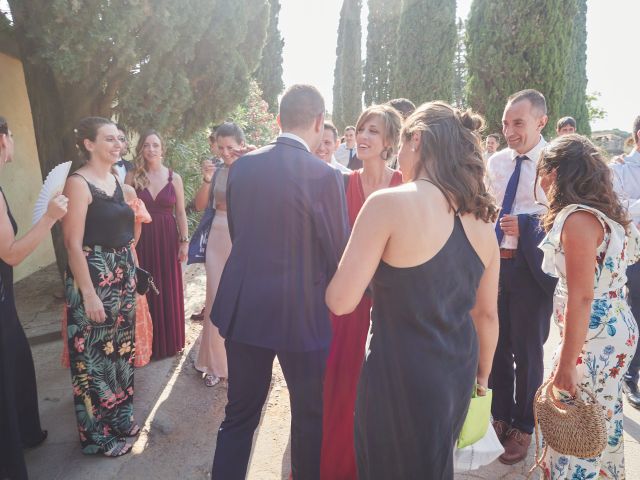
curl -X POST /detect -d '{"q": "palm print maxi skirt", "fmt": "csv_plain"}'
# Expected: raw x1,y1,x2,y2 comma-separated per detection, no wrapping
64,245,136,454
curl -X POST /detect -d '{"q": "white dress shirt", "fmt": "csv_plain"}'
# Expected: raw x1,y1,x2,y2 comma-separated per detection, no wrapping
330,156,352,173
114,159,127,184
486,136,548,249
334,143,356,167
279,133,310,152
611,149,640,225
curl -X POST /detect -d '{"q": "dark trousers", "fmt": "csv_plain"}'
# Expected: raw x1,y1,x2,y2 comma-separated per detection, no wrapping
624,263,640,383
489,257,553,434
211,339,328,480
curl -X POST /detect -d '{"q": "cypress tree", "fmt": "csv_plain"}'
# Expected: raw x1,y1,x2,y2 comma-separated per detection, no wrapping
466,0,578,137
560,0,589,135
332,0,363,131
452,18,467,109
254,0,285,114
363,0,401,106
391,0,456,104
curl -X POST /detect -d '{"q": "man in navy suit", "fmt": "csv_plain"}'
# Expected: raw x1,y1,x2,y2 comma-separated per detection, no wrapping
210,84,350,480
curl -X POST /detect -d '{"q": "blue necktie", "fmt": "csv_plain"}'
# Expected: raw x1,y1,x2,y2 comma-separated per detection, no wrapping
495,155,527,244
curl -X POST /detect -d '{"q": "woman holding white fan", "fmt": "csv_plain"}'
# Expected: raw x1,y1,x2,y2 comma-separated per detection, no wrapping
0,116,68,480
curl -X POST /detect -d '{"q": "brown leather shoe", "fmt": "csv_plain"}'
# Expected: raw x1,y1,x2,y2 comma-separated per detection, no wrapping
498,427,531,465
492,419,510,444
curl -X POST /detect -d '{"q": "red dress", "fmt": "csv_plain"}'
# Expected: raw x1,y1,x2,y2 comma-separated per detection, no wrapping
320,169,403,480
136,170,185,359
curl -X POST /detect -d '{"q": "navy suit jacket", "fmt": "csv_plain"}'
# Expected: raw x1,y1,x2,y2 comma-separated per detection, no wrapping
517,213,558,298
211,136,350,352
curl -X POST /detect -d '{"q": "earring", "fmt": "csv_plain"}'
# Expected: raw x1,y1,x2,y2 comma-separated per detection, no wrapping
411,148,416,152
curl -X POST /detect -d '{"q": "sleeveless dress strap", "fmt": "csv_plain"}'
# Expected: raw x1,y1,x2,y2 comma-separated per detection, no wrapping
70,173,94,197
168,169,173,182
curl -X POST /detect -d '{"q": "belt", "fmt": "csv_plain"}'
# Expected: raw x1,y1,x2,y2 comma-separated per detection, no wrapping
83,243,132,254
499,248,517,259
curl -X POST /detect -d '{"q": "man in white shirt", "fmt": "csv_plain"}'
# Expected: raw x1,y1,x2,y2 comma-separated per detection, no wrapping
484,133,500,162
334,125,357,167
611,115,640,409
315,122,351,174
114,124,134,184
486,89,556,465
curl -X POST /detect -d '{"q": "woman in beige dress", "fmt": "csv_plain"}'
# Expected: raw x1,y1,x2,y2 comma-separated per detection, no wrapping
193,122,247,386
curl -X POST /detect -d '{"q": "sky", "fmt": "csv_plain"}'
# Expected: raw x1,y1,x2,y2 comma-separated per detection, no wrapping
280,0,640,132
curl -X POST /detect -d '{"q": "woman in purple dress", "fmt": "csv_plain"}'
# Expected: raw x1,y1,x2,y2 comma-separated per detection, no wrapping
133,130,188,359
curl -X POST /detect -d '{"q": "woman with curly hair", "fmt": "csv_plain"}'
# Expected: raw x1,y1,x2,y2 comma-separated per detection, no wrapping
326,101,500,479
537,134,640,479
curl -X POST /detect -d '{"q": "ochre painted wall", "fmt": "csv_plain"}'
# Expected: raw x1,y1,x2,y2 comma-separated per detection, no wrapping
0,52,56,281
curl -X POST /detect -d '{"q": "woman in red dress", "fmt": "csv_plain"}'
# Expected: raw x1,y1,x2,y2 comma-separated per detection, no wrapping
321,105,403,479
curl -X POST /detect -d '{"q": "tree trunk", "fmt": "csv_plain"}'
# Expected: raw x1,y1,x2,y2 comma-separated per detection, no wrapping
9,3,78,277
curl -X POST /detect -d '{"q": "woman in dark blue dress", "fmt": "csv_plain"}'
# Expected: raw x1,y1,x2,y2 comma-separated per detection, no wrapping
326,102,500,479
0,116,68,479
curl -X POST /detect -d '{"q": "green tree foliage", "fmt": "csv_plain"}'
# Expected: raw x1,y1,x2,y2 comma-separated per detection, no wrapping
333,0,363,131
4,0,269,272
230,80,280,147
391,0,456,104
363,0,401,106
166,80,279,233
254,0,285,114
586,91,607,123
466,0,578,137
452,18,467,109
560,0,590,135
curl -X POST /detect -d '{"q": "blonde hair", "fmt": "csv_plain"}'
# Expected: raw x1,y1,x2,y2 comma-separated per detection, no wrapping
133,129,165,190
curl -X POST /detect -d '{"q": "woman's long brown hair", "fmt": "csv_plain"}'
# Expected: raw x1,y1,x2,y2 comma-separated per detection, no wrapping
402,101,498,223
537,134,629,232
133,129,165,190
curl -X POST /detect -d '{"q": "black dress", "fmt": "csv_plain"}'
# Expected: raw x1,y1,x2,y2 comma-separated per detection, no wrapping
0,188,46,480
354,213,485,480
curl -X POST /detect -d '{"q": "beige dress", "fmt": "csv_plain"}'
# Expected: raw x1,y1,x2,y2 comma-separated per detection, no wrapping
195,166,231,378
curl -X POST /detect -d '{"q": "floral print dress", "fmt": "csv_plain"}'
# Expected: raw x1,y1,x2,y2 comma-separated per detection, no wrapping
539,204,640,480
64,180,137,454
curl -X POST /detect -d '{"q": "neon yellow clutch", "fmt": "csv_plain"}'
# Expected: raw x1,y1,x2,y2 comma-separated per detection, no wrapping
457,385,492,449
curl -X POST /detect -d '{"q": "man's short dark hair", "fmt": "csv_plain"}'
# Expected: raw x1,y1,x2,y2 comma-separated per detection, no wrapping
487,133,501,144
387,98,416,119
324,122,338,142
556,116,576,130
507,89,547,116
116,123,126,134
344,126,356,133
279,84,325,131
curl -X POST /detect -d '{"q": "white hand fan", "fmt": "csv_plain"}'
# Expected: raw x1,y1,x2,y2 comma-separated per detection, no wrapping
32,161,72,224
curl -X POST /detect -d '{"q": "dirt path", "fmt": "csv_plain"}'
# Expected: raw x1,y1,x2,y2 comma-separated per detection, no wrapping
24,264,291,479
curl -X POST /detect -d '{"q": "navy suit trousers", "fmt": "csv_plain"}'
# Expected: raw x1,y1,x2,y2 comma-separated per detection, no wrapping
211,339,328,480
624,263,640,383
489,256,553,434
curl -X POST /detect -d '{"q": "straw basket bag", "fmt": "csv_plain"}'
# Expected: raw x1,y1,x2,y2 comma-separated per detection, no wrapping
529,378,606,477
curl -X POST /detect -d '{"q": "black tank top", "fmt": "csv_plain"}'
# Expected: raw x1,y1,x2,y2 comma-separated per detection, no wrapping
73,174,134,248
